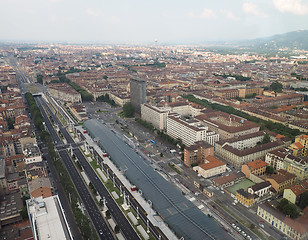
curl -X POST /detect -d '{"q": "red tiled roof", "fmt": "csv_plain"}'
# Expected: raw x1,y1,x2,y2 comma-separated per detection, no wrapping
247,159,268,170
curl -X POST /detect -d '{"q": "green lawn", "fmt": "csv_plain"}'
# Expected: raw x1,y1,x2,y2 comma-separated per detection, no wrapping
226,179,255,195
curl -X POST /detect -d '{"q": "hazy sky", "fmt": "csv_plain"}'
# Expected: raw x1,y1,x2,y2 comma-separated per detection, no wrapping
1,0,308,43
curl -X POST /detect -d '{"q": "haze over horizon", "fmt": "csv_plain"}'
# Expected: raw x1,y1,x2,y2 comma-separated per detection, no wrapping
1,0,308,44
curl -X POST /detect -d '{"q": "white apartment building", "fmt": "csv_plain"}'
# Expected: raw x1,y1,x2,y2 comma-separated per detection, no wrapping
206,131,220,146
265,148,286,170
168,102,204,117
141,103,169,130
166,113,208,147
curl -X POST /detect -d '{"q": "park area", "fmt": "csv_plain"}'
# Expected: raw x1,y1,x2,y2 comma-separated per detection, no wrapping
226,178,255,195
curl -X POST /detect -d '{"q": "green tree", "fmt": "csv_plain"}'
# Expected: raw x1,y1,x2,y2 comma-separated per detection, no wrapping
279,199,298,218
20,206,28,219
191,162,198,167
103,75,108,80
123,102,135,118
106,210,111,218
262,133,271,144
37,74,43,84
266,166,274,174
245,93,257,99
7,118,15,129
279,198,289,209
270,81,283,93
160,152,163,158
283,203,298,218
114,225,120,233
299,191,308,209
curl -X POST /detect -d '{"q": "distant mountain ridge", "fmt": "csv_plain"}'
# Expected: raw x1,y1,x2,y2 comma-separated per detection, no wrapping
239,30,308,50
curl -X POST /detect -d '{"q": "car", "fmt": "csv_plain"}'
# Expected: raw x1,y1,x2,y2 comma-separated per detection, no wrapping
99,229,103,235
232,223,236,228
260,220,264,222
259,223,264,228
232,202,236,205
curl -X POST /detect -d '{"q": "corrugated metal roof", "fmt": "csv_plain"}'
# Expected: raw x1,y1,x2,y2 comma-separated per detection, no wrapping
84,119,231,240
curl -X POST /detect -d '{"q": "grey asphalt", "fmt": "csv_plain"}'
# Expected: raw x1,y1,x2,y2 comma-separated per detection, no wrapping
36,97,115,240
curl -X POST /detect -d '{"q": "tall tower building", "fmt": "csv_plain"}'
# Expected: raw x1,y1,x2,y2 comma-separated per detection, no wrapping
130,77,146,113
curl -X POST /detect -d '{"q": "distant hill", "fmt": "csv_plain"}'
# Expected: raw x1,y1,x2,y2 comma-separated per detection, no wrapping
239,30,308,50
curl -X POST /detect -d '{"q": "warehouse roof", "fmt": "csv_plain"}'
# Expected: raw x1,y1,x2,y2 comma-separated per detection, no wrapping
84,119,231,240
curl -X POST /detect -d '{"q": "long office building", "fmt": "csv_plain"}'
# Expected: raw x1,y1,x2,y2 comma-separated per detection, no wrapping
141,103,169,130
166,113,219,146
196,110,260,140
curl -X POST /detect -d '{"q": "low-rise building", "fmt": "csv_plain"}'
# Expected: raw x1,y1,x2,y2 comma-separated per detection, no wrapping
28,177,52,199
193,155,226,178
48,83,82,103
289,135,308,158
253,93,304,107
248,181,272,198
236,188,256,207
283,180,308,204
25,162,47,181
0,192,23,227
23,143,42,165
69,104,88,122
241,160,268,178
109,91,130,107
257,203,308,240
213,172,245,188
265,170,296,194
196,110,260,140
215,132,289,168
265,148,308,180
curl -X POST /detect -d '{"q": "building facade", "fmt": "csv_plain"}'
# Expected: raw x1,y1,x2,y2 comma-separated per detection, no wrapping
141,103,169,130
166,113,207,147
183,141,214,166
265,170,296,194
289,135,308,158
196,111,260,140
193,155,226,178
130,77,146,113
241,160,268,178
48,83,82,103
257,203,308,240
265,148,308,181
215,133,289,168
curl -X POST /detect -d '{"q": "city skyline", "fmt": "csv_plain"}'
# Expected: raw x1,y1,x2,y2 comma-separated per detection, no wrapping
1,0,308,44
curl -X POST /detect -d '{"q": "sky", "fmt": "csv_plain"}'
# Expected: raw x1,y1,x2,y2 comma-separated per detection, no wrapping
0,0,308,44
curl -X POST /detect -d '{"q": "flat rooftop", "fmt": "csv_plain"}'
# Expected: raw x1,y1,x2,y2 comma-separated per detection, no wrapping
27,195,72,240
85,119,231,240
